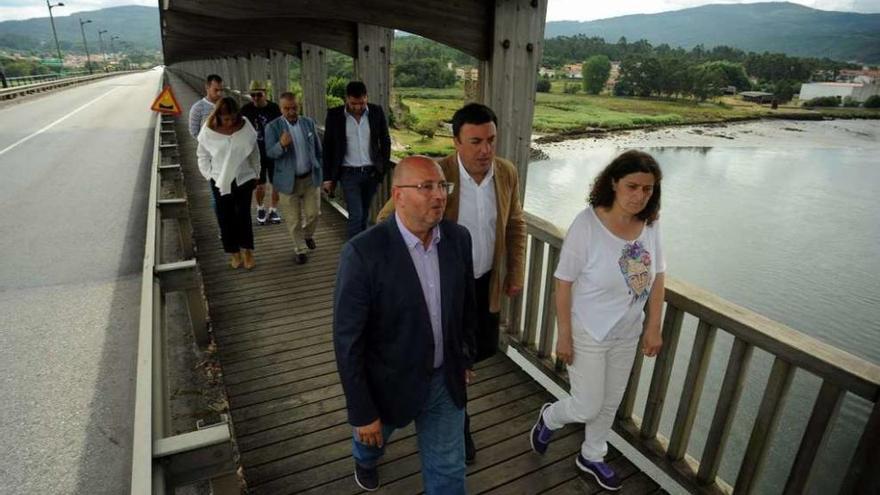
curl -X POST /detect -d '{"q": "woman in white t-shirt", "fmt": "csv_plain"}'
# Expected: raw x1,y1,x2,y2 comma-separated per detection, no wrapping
529,150,665,491
197,96,261,269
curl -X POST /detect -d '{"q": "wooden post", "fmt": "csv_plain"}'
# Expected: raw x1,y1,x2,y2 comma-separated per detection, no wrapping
783,380,843,494
249,53,268,92
269,50,290,96
354,23,392,114
668,320,717,460
522,238,544,347
301,43,328,127
698,337,753,485
482,0,547,199
641,304,684,439
735,357,795,494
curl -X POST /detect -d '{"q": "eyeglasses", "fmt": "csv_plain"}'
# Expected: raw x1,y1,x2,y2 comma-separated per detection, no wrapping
395,181,455,195
250,92,264,98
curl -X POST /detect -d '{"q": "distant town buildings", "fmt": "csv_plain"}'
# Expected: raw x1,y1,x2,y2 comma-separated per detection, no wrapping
562,63,583,79
799,81,880,103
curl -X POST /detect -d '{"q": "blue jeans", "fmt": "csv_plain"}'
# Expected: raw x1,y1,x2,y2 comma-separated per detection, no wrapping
340,167,379,239
352,373,466,495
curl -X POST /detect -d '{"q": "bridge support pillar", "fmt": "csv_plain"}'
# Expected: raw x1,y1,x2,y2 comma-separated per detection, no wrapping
354,23,392,113
300,43,327,127
269,50,291,97
249,54,269,94
480,0,547,199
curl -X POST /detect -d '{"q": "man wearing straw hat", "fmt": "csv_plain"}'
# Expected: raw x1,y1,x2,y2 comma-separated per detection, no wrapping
241,79,283,225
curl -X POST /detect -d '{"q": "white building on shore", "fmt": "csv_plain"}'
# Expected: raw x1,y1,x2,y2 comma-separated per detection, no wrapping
799,82,880,102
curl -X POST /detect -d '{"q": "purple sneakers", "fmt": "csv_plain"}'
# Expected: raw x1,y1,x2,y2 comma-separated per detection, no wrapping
530,403,554,454
576,454,622,491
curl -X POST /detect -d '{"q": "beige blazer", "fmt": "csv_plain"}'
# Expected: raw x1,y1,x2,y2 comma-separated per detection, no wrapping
379,154,527,313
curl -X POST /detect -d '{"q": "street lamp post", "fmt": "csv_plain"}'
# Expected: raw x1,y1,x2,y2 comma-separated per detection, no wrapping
46,1,65,73
98,29,108,67
110,35,120,60
79,18,92,74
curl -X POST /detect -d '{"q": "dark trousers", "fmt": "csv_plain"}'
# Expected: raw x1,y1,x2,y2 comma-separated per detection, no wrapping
211,179,256,253
340,166,379,239
474,270,501,362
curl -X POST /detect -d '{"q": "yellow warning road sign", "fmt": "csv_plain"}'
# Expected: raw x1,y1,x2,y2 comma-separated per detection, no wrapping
150,85,182,116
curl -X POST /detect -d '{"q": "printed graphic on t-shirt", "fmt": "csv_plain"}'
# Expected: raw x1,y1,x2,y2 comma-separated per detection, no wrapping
618,241,652,304
253,114,270,142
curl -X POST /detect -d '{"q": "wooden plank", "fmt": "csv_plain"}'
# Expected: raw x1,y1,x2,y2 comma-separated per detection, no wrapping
667,320,717,460
734,357,794,494
783,380,843,495
641,304,684,439
697,337,753,484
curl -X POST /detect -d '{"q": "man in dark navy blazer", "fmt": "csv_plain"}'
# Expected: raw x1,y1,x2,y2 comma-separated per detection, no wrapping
321,81,392,239
333,156,477,494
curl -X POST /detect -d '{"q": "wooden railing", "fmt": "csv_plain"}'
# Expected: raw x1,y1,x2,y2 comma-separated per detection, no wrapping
502,211,880,494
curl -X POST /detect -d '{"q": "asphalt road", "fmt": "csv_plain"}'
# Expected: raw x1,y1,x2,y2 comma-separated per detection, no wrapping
0,68,163,494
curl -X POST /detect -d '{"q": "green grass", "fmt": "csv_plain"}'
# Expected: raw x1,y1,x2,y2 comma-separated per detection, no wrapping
389,83,874,151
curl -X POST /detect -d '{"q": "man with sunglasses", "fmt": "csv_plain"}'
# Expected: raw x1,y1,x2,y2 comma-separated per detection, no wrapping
378,103,527,464
334,156,477,493
241,80,282,225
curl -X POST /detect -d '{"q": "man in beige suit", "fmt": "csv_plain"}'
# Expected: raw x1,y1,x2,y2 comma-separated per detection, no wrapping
379,103,527,464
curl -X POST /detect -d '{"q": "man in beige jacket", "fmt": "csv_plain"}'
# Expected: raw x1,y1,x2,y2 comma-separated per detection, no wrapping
378,103,527,464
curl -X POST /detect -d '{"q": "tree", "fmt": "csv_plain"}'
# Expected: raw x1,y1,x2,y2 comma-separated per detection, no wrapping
393,58,456,88
536,77,552,93
582,55,611,94
863,95,880,108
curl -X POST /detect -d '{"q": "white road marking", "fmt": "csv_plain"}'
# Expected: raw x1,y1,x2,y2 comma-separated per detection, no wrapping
0,86,121,157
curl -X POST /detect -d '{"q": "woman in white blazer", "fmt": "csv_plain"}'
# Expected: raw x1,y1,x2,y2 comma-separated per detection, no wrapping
196,96,261,269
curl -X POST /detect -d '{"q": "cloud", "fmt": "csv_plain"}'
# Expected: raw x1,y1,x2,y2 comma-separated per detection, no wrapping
0,0,155,21
546,0,880,21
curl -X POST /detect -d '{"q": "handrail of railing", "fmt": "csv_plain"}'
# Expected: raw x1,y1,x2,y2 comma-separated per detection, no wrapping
0,70,140,101
510,210,880,495
130,70,237,495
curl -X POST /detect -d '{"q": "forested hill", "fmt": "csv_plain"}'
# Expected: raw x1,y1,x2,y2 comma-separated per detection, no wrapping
545,2,880,64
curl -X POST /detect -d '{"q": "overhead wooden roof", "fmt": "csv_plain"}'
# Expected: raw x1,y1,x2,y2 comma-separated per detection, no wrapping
160,0,495,64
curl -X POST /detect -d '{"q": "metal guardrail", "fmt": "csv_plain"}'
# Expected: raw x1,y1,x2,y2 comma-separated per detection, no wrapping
130,72,237,495
0,70,140,101
5,71,90,87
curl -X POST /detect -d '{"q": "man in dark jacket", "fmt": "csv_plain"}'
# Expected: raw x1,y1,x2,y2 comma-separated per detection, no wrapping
321,81,391,238
333,156,476,493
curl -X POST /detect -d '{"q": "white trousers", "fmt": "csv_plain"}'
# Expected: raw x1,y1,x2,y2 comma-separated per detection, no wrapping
543,324,639,461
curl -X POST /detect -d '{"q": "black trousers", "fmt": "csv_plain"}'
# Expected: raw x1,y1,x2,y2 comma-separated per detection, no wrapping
211,179,256,253
474,270,501,363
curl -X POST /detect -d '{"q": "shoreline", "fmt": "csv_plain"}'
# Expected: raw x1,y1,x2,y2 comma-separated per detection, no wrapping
533,111,880,145
532,117,879,152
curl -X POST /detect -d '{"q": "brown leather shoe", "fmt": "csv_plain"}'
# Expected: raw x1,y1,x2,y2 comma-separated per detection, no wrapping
230,253,243,269
242,249,255,270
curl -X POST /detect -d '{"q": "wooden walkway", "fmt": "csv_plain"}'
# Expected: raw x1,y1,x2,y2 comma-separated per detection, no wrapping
168,73,665,495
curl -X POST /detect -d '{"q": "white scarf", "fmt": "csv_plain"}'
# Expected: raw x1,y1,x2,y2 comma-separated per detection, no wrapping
197,118,258,195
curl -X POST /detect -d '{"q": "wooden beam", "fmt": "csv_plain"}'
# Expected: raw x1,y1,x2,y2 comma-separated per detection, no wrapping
165,0,492,60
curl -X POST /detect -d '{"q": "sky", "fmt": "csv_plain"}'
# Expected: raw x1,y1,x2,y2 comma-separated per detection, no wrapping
1,0,878,22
